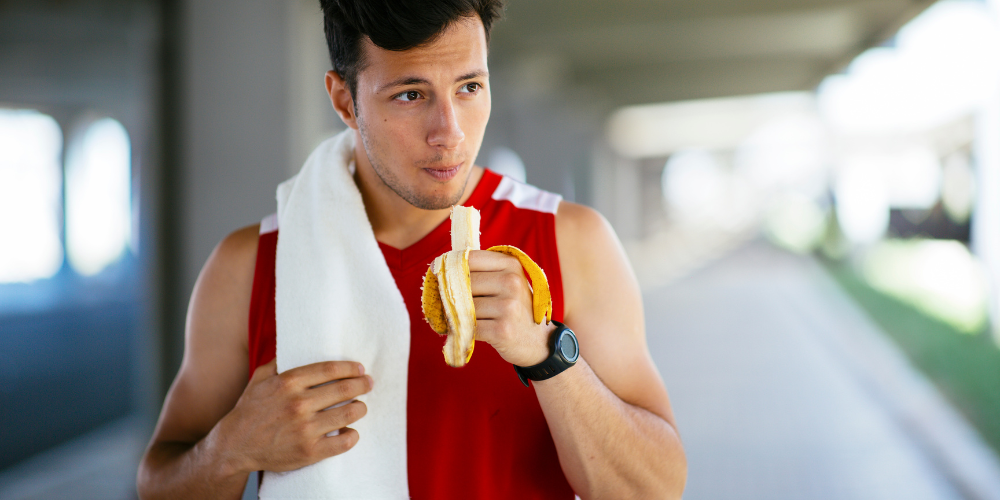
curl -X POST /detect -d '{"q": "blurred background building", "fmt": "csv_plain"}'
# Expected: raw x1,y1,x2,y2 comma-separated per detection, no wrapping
1,0,999,498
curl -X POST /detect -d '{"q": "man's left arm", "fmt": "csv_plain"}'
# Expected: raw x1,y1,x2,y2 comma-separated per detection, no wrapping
536,201,686,499
469,202,686,499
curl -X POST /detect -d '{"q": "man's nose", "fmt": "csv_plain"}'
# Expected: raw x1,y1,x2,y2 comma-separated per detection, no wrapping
426,97,465,150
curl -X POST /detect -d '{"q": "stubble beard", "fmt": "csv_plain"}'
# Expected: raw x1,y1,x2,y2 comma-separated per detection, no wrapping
357,116,471,211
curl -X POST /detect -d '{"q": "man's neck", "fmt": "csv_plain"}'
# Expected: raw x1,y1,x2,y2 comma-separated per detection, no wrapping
352,138,484,250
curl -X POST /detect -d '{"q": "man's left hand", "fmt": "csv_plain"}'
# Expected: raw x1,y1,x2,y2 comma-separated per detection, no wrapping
468,249,556,367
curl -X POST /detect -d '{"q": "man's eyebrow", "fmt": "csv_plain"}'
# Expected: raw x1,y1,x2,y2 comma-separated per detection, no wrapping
378,76,430,93
377,71,489,93
456,70,488,82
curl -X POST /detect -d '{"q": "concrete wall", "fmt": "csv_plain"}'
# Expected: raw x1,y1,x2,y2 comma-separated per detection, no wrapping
179,0,289,329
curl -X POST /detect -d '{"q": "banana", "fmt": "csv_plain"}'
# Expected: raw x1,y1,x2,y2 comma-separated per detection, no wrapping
420,205,552,367
451,203,480,251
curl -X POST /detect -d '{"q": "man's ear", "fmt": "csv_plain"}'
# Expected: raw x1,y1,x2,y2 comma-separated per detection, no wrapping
326,70,359,130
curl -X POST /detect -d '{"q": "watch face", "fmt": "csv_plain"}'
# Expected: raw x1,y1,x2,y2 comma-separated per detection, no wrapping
558,330,579,362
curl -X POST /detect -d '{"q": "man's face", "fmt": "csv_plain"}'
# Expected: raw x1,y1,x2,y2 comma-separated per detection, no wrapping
353,17,491,210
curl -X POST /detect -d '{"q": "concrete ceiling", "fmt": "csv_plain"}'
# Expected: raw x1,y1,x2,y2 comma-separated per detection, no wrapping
0,0,940,109
489,0,938,106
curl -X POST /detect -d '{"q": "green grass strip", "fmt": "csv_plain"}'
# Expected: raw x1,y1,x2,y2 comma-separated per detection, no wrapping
823,260,1000,455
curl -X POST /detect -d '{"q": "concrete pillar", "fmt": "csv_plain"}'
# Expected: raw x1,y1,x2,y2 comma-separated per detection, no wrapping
286,0,344,176
175,0,337,376
612,156,642,241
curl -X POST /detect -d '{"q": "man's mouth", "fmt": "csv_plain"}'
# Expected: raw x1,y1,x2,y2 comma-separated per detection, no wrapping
423,164,462,181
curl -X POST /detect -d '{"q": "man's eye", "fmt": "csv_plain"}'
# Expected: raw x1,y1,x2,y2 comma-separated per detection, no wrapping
459,83,481,94
396,90,421,102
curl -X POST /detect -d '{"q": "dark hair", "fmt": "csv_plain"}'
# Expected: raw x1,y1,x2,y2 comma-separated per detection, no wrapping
319,0,504,98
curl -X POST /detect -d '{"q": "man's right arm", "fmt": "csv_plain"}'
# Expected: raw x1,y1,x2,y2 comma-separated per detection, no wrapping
137,226,373,499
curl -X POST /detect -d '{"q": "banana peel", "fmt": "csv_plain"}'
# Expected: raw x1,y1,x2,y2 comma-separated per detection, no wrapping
420,206,552,368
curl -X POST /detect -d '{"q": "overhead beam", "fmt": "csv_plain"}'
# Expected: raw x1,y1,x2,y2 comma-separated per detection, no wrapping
491,0,940,105
572,57,832,107
499,6,864,65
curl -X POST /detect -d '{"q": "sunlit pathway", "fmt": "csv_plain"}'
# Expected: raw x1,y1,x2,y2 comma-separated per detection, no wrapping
645,242,999,500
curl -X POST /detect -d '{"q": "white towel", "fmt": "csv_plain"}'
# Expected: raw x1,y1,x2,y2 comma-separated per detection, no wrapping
261,129,411,499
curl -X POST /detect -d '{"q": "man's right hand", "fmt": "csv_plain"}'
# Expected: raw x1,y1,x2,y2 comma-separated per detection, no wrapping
138,226,377,499
212,358,373,474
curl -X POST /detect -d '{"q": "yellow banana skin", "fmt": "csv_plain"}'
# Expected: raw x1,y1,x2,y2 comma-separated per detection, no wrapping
421,266,448,335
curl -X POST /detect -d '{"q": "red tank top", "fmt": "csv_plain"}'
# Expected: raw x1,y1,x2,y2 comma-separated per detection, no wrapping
248,169,575,499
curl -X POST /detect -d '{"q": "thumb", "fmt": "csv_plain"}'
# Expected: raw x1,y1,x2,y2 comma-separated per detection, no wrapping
250,357,278,382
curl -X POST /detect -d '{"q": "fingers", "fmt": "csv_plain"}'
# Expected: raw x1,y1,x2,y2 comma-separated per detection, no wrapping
473,318,503,345
316,427,360,458
469,269,511,296
470,268,529,297
280,360,366,390
316,400,368,435
473,295,524,320
308,375,374,412
467,249,518,272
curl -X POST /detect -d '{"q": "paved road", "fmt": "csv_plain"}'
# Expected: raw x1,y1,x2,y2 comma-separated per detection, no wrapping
645,242,986,500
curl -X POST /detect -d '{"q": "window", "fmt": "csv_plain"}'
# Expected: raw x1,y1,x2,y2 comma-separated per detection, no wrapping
65,118,132,276
0,109,64,283
0,111,133,284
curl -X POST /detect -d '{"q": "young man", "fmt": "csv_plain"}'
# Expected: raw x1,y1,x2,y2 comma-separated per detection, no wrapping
137,1,686,498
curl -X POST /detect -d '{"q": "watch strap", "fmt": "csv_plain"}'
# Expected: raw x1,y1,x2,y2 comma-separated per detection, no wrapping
513,321,577,387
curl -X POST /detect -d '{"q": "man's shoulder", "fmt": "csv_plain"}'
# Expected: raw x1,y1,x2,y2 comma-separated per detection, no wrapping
554,201,634,320
188,223,262,354
555,201,612,244
197,223,262,314
215,223,262,269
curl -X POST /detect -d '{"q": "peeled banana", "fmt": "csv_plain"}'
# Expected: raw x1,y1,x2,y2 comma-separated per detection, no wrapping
420,206,552,367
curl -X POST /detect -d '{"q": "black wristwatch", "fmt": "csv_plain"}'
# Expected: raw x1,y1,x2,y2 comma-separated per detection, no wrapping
513,321,579,387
